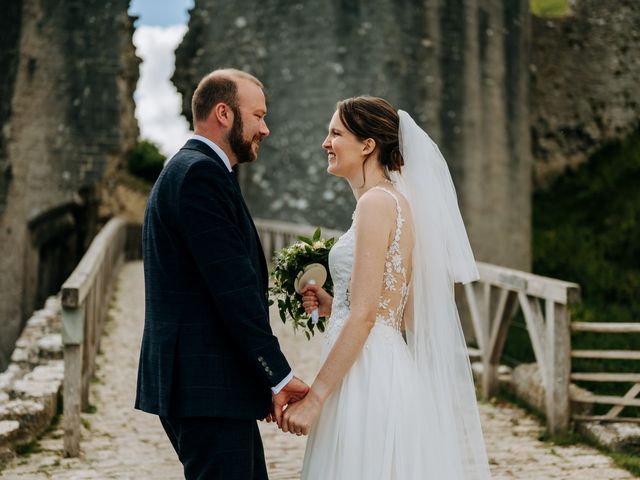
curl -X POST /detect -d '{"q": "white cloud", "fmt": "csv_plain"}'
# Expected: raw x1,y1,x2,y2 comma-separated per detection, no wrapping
133,25,192,158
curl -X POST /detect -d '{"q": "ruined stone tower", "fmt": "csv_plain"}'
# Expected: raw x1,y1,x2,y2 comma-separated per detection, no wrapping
174,0,533,272
530,0,640,187
0,0,139,369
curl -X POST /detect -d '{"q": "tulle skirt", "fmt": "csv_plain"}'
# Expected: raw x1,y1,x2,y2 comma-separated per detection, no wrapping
301,323,462,480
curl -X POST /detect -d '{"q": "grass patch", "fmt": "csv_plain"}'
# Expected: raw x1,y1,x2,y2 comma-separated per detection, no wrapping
538,428,583,446
610,452,640,477
530,0,570,16
15,440,42,457
81,418,91,431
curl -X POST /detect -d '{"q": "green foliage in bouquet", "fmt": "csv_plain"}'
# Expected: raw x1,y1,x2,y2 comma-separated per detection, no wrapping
269,228,335,339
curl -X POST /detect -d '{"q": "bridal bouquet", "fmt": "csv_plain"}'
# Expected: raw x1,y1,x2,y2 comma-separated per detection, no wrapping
269,228,335,339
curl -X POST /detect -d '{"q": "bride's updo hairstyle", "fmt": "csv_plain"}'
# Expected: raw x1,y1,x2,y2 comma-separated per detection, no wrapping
336,96,404,174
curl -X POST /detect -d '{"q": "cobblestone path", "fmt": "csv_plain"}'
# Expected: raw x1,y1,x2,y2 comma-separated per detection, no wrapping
0,262,634,479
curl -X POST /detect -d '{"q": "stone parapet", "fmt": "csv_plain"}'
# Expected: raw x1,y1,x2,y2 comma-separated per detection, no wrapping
0,296,63,466
510,362,593,417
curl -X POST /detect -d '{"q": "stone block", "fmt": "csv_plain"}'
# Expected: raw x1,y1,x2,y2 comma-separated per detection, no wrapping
578,421,640,454
0,400,49,444
45,296,61,313
0,420,20,448
9,347,31,368
0,364,23,392
511,363,592,417
471,362,513,386
37,334,63,360
26,313,49,331
0,420,18,467
13,362,63,409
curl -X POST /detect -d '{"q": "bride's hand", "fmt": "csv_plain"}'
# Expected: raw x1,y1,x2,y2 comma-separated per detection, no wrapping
280,389,323,436
300,284,332,317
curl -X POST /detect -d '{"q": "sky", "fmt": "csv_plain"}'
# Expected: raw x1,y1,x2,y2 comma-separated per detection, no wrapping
129,0,195,157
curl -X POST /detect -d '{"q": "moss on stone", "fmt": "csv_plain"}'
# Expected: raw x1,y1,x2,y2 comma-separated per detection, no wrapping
530,0,569,17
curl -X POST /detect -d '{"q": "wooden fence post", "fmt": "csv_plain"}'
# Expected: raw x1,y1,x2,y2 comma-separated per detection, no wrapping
62,304,85,457
545,301,571,435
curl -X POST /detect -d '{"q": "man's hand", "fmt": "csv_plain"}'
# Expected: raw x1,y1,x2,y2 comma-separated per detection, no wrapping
272,376,309,426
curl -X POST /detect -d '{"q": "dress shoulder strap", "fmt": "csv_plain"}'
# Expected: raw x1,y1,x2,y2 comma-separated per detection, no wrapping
371,186,404,244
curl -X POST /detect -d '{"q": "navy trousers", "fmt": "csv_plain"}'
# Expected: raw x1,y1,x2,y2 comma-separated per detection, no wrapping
160,416,269,480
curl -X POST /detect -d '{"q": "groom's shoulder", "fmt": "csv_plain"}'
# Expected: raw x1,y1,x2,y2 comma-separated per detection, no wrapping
164,146,227,181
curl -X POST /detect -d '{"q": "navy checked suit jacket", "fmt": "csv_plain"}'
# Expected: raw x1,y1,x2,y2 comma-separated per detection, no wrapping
135,139,291,419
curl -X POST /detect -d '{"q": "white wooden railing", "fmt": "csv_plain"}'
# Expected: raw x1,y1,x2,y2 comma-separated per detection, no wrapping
61,218,128,456
569,322,640,423
58,215,633,456
462,263,580,435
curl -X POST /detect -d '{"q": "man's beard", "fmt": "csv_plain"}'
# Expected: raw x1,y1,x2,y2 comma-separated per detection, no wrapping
229,109,258,164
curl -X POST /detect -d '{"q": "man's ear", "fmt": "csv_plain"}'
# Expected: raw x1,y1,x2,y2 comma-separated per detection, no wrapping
362,138,376,156
212,102,233,128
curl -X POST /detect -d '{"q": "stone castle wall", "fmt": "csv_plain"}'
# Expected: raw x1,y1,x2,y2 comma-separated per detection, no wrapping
174,0,533,271
530,0,640,187
0,0,139,370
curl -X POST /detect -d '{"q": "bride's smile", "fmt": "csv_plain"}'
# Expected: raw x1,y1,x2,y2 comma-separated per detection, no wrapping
322,110,375,180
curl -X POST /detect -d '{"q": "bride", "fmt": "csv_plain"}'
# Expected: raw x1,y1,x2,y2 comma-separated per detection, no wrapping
278,96,491,479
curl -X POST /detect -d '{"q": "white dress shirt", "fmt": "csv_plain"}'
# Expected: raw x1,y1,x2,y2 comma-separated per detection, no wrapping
191,134,233,172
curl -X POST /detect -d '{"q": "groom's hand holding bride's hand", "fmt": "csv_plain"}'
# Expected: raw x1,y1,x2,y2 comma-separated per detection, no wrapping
280,388,323,436
270,376,310,426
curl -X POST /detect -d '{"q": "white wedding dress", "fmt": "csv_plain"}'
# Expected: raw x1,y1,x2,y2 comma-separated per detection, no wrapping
302,187,465,479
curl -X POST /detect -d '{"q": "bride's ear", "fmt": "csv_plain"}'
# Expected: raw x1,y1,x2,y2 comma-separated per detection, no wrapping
361,138,376,156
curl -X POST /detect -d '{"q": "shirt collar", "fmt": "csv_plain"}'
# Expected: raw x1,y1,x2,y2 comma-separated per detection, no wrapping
191,134,233,172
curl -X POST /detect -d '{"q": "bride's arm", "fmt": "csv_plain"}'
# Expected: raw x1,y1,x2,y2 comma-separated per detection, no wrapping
281,190,395,434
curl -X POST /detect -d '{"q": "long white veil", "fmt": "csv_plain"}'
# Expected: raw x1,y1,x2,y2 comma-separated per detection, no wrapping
391,110,491,479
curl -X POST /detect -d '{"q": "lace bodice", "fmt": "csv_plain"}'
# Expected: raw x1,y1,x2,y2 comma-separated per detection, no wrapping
324,187,411,346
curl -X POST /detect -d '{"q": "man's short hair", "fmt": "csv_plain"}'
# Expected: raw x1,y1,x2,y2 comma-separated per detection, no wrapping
191,69,264,123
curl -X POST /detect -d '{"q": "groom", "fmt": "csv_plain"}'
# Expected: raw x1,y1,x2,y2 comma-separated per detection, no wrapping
135,69,308,479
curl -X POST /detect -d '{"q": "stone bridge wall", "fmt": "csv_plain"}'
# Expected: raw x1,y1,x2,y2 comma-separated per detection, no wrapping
0,296,62,465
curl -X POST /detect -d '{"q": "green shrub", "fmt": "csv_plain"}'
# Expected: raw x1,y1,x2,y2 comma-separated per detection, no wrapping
507,128,640,414
127,139,166,184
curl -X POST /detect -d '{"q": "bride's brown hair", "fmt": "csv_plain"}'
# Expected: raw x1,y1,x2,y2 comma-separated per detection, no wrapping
336,96,404,180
